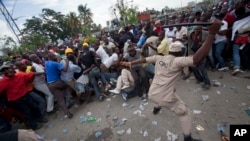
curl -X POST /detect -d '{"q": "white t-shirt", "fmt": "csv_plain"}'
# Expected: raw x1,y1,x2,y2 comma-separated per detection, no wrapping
146,36,159,56
165,27,177,38
214,20,228,44
32,62,45,84
175,26,187,39
103,53,118,68
96,45,109,64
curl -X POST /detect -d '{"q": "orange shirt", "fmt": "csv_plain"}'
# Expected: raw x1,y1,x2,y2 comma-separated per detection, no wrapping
0,72,34,101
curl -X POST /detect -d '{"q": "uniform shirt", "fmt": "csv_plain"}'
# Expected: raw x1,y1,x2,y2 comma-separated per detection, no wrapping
146,55,193,105
45,60,63,83
0,72,34,101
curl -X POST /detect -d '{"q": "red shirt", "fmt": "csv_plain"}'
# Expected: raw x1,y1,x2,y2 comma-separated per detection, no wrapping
0,72,34,101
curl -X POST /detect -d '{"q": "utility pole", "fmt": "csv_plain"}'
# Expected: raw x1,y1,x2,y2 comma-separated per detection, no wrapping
0,0,22,42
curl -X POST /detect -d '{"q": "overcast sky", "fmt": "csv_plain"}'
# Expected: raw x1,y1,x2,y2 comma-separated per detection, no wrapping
0,0,202,42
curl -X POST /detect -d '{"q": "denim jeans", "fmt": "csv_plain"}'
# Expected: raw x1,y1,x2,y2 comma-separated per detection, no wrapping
207,46,215,68
214,41,227,68
100,72,118,84
192,58,211,85
233,43,241,69
144,63,155,79
88,67,102,98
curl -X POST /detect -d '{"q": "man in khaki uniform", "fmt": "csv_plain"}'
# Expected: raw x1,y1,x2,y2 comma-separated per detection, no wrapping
121,19,222,141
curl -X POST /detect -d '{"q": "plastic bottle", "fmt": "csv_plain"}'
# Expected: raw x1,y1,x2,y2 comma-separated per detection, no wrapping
87,117,96,122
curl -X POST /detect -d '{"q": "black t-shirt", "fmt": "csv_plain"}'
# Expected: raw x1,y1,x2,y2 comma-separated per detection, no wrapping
80,50,96,69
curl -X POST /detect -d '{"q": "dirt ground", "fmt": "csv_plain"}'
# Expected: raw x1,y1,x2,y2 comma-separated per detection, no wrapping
15,70,250,141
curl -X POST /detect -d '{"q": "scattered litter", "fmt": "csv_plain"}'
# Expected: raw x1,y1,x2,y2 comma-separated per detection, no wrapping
62,128,68,134
196,125,205,131
113,116,118,121
247,85,250,90
216,90,221,94
133,110,142,115
37,135,45,140
95,131,102,138
105,98,111,101
193,110,202,114
143,102,149,105
117,130,125,135
87,112,92,116
96,118,102,122
122,103,135,109
121,118,127,122
114,117,127,127
166,130,178,141
52,138,58,141
202,95,209,101
154,137,161,141
80,115,87,124
87,117,96,122
126,104,135,109
143,131,148,137
126,128,131,134
194,87,203,92
217,124,227,133
240,103,246,106
152,120,158,126
139,104,145,111
230,86,237,93
122,103,127,107
212,80,221,87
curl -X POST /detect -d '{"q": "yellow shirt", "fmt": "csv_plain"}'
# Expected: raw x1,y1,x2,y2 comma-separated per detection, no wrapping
157,38,170,56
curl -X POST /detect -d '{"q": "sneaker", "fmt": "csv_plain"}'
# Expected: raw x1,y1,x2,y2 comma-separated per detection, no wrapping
64,112,73,119
153,107,161,115
109,89,120,94
98,95,104,101
204,84,210,89
121,85,130,90
121,93,128,101
232,68,241,75
218,67,229,71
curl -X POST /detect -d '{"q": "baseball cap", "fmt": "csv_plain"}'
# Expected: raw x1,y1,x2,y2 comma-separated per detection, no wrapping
169,41,183,52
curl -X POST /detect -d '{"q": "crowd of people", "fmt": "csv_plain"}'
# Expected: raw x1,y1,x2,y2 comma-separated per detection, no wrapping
0,0,249,140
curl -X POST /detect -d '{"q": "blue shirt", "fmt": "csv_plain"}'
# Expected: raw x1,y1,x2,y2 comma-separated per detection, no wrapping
45,60,63,83
137,34,146,48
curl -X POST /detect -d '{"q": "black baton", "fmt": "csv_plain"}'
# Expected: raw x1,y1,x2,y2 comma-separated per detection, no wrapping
162,22,213,28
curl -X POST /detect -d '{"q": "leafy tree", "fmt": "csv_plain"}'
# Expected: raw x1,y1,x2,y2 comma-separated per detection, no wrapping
66,12,81,37
78,4,93,26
